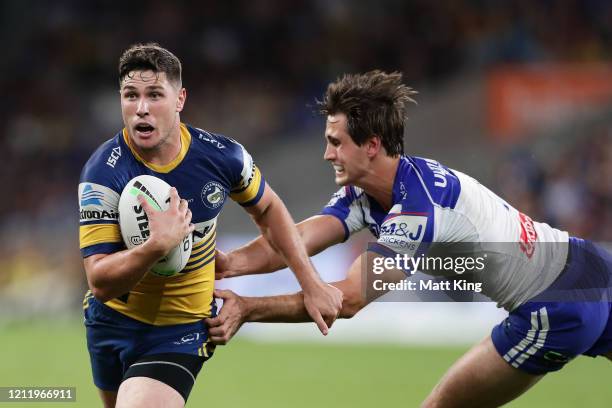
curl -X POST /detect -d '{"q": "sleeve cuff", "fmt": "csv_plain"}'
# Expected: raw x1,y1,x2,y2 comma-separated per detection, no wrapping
81,242,125,258
320,208,350,242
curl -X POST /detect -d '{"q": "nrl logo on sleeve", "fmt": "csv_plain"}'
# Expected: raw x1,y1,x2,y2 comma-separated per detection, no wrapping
201,181,226,209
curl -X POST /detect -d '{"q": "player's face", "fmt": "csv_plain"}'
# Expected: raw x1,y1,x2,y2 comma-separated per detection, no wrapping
120,70,185,152
324,113,370,186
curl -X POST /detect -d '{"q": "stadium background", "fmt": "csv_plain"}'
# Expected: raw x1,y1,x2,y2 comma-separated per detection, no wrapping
1,1,611,406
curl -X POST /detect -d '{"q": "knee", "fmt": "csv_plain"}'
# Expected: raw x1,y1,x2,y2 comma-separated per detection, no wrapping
420,382,448,408
420,395,439,408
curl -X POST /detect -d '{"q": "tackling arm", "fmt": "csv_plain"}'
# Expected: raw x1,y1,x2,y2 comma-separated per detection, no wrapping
217,213,345,279
240,184,344,334
206,252,406,344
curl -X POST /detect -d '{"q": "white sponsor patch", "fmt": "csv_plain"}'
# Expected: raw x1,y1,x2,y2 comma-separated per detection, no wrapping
378,215,427,253
78,182,120,222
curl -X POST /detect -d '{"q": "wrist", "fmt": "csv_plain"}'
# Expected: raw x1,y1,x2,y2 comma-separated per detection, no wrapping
226,250,247,277
299,273,325,293
240,296,255,321
142,238,168,260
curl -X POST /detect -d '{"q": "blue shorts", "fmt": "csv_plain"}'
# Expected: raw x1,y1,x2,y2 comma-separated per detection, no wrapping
84,296,216,393
492,238,612,375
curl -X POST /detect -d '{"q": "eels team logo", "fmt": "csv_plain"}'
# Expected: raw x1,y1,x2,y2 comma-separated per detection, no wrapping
201,181,225,209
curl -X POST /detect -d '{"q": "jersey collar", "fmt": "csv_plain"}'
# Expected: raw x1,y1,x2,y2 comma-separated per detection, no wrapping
122,123,191,173
365,156,404,213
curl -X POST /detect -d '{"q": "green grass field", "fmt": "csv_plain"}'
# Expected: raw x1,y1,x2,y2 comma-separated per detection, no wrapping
1,321,610,407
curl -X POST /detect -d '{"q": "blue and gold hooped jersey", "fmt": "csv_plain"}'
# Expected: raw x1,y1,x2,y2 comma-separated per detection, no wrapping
79,123,265,325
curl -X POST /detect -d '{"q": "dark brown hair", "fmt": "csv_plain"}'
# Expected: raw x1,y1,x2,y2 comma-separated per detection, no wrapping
318,70,417,157
118,43,182,87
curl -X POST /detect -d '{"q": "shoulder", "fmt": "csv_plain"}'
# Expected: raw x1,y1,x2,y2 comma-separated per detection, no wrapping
398,156,461,209
187,125,250,169
188,125,243,157
78,132,128,220
402,156,457,187
188,125,233,150
325,185,365,208
79,132,126,190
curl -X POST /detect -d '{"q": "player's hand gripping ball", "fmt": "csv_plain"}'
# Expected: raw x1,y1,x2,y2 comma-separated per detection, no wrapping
118,175,192,276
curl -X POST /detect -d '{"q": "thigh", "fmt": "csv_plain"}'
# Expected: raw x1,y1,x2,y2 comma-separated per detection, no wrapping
583,302,612,357
422,336,543,408
122,352,210,403
494,302,610,373
116,377,184,408
84,298,126,392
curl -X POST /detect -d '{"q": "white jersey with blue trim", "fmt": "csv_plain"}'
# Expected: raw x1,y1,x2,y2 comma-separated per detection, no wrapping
322,156,569,310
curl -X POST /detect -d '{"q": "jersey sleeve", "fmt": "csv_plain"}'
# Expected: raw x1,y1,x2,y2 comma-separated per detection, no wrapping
78,158,124,258
320,187,367,241
225,140,266,207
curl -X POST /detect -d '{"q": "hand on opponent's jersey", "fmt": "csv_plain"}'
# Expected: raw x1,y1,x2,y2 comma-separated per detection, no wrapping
139,187,194,257
214,249,343,334
214,249,232,280
214,251,343,335
205,289,246,345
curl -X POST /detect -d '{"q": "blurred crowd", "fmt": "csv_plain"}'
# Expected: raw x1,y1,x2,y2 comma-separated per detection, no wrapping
497,129,612,242
1,1,611,302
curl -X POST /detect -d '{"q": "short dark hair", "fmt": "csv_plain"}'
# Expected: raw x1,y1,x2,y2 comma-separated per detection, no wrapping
118,43,182,87
318,70,417,157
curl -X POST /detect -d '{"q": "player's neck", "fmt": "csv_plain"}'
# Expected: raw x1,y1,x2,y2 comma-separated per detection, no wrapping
358,155,400,211
136,125,182,166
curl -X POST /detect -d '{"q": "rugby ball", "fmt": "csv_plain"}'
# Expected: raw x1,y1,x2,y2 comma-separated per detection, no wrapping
118,175,192,277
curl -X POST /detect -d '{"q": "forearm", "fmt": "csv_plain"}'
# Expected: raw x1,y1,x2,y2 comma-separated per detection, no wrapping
243,293,310,323
86,241,166,302
254,199,320,289
226,235,287,277
244,280,364,323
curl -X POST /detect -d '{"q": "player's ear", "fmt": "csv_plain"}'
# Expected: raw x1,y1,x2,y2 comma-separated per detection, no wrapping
176,87,186,112
365,135,381,158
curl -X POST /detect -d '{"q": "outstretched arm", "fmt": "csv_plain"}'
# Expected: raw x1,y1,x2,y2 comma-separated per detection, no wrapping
216,213,345,279
241,183,344,335
206,252,405,344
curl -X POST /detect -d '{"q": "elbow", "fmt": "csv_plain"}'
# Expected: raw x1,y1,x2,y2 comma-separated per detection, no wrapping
87,273,113,303
339,292,366,319
90,285,113,303
84,255,119,303
333,279,366,319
